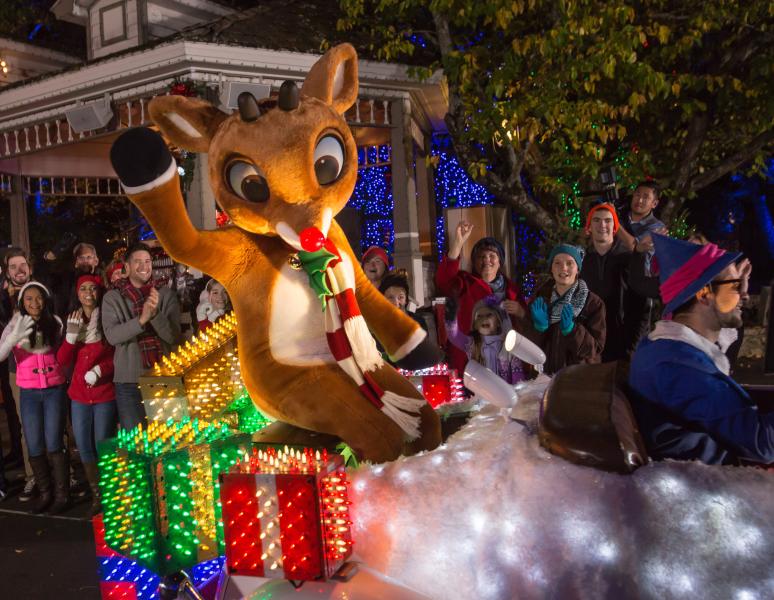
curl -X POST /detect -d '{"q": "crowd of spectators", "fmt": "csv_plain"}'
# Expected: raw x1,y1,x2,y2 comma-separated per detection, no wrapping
0,180,769,509
0,239,231,511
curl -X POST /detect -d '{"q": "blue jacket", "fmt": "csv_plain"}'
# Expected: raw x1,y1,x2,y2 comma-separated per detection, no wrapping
629,337,774,465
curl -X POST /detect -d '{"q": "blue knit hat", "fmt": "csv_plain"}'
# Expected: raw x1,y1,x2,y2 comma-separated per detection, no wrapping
653,233,741,315
548,244,585,271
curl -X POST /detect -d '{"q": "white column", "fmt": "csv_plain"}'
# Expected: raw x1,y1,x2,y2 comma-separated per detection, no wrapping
390,97,426,306
10,174,30,253
186,153,217,230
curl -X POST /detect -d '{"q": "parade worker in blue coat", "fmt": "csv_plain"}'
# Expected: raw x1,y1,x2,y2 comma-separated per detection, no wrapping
629,234,773,465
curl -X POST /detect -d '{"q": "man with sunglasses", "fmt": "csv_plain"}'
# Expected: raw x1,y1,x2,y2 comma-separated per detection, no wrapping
628,234,772,465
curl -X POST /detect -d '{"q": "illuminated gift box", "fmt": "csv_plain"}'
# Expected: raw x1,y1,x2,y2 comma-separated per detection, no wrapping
92,514,224,600
398,363,465,408
220,447,353,581
140,313,244,423
98,418,251,575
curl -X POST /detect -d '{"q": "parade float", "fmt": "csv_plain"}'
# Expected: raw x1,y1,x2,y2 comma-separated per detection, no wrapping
96,43,774,600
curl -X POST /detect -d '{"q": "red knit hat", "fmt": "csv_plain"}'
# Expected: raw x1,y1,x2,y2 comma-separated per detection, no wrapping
106,262,124,282
76,273,104,291
361,246,390,268
585,203,620,234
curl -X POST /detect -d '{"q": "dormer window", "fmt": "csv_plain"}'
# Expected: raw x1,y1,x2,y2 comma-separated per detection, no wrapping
99,2,128,46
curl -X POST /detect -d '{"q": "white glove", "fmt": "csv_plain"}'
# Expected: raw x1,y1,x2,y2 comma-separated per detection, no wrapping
84,365,101,386
196,302,214,322
10,315,34,346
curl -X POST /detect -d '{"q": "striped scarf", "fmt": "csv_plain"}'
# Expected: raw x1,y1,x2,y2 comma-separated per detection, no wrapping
297,236,424,440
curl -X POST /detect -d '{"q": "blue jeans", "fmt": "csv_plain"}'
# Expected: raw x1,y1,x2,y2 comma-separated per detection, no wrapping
114,383,146,431
71,401,118,463
19,385,67,457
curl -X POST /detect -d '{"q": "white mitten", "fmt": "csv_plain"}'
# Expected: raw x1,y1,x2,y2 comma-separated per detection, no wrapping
65,311,84,344
208,307,225,321
196,302,214,322
84,365,101,386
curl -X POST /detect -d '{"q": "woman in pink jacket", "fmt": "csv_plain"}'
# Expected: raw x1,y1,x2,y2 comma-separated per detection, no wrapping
56,274,115,516
0,282,67,514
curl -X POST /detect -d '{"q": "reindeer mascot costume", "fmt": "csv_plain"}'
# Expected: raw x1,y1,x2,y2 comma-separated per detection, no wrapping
109,44,442,462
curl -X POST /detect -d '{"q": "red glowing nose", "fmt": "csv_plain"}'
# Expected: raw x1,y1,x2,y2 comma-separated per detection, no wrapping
299,227,325,252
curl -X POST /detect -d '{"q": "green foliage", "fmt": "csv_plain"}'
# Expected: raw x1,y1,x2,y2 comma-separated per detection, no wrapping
338,0,773,233
335,442,360,468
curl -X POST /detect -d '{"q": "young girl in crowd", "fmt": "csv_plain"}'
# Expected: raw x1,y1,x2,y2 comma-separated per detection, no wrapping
526,244,606,375
0,282,68,514
56,274,116,516
465,299,526,384
196,279,231,331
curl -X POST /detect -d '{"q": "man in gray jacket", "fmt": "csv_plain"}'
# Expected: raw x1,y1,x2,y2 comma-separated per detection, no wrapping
102,243,181,430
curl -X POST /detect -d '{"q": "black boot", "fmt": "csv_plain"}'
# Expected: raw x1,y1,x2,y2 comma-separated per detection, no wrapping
28,455,53,514
83,461,101,517
48,451,71,515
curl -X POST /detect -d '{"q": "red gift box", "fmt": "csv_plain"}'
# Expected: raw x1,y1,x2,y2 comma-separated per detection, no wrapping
220,447,353,581
398,362,465,408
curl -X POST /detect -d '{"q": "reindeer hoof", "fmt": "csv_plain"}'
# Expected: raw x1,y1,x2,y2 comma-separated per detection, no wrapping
110,127,173,188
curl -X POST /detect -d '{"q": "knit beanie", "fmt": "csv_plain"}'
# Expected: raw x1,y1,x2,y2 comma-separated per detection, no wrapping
76,273,104,291
585,202,620,234
361,246,390,268
471,237,505,265
548,244,585,271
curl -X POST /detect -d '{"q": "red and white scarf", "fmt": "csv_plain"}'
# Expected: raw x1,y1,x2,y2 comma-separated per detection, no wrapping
292,227,424,440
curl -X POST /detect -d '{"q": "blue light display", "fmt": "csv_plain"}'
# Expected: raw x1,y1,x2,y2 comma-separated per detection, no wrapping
431,135,543,296
347,144,394,255
99,556,224,600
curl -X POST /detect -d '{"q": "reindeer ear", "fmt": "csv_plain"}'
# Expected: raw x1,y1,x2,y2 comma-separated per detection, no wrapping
148,96,227,152
301,43,358,115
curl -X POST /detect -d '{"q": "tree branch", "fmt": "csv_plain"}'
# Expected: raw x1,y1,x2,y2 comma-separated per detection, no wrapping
688,128,774,192
674,111,709,193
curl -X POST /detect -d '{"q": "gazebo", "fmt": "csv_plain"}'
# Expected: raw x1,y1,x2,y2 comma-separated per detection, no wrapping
0,0,448,303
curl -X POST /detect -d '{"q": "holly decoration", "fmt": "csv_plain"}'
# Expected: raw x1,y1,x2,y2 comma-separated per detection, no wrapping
297,246,337,308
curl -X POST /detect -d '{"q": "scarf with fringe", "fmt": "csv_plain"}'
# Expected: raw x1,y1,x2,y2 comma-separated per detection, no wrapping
297,237,424,440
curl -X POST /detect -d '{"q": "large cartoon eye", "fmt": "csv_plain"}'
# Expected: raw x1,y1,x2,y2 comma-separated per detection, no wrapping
225,160,270,203
313,135,345,185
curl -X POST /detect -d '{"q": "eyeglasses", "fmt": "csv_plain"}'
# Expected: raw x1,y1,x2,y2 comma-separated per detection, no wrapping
709,278,743,292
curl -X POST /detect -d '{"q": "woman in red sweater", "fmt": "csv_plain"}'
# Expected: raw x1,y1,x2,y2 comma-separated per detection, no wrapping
56,274,115,515
435,221,527,374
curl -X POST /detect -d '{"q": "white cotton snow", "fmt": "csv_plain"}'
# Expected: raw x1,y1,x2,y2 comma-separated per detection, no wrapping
348,379,774,600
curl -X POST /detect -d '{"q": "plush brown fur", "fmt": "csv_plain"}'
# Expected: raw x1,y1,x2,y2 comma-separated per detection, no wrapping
124,44,440,462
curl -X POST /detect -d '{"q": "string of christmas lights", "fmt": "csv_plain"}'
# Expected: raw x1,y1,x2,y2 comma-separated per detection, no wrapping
347,144,394,254
220,448,353,581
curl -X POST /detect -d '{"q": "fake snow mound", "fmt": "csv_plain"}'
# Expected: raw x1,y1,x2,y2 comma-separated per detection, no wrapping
349,380,774,600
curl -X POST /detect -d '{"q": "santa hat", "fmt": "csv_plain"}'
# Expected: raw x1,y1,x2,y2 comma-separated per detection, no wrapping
585,202,620,234
653,233,741,315
361,246,389,268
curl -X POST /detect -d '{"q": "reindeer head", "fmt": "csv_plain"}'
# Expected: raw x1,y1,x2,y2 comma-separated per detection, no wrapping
148,44,359,249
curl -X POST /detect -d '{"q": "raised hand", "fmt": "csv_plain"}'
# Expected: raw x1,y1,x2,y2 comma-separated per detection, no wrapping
66,309,84,344
560,303,575,336
11,315,34,346
530,297,549,333
448,221,474,259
